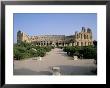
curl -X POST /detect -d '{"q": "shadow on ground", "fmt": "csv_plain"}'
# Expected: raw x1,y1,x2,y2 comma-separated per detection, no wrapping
14,65,97,75
14,68,52,75
56,65,97,75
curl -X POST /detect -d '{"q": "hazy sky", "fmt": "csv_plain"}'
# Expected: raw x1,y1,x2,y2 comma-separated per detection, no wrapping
14,13,97,43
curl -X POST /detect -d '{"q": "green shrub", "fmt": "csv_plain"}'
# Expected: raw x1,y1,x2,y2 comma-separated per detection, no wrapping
14,46,27,60
14,42,51,60
43,46,51,52
14,49,25,60
63,46,97,59
29,49,38,57
36,48,46,57
83,46,97,59
50,46,55,49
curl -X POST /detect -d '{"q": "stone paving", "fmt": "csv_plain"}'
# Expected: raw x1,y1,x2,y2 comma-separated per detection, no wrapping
14,48,97,75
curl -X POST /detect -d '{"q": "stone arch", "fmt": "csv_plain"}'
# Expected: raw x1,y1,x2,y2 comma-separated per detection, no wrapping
88,42,89,45
81,34,82,39
87,35,88,39
79,33,80,38
81,42,83,46
84,34,86,39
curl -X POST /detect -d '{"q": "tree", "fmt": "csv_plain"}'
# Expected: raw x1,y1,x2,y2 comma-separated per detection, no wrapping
13,42,56,60
63,46,97,59
36,48,46,57
93,40,97,47
14,49,25,60
93,40,97,64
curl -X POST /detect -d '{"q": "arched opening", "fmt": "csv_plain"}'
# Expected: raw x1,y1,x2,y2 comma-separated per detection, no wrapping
84,34,86,39
81,34,82,39
81,42,83,46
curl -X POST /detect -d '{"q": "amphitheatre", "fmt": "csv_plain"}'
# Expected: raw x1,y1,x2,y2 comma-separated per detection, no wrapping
14,27,97,75
17,27,93,47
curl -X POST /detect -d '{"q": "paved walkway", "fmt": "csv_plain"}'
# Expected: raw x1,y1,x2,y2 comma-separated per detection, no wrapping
14,48,97,75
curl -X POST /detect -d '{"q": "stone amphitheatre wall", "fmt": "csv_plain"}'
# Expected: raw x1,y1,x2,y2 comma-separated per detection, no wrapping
17,27,93,47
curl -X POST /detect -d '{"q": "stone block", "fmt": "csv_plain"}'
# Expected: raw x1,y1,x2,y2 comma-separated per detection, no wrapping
73,56,78,60
52,67,61,75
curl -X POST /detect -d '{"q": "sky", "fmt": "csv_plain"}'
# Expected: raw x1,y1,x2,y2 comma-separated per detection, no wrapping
14,13,97,43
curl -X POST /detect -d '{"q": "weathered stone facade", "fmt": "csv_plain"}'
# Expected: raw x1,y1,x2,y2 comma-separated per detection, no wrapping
74,27,93,46
17,27,93,47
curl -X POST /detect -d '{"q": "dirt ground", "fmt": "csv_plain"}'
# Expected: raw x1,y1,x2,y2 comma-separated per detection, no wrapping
14,48,97,75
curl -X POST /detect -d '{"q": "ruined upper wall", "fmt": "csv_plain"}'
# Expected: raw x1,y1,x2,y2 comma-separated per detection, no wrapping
17,27,93,44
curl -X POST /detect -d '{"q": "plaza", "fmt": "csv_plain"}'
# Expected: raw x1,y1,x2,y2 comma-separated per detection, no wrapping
14,48,96,75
